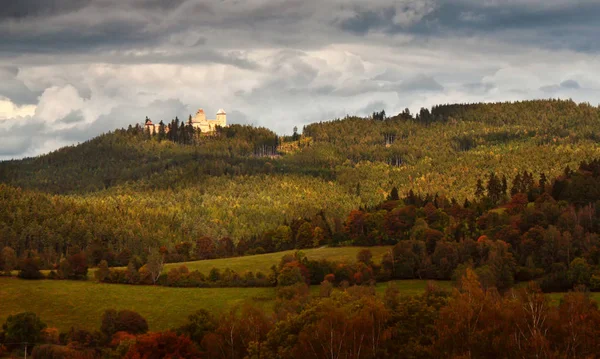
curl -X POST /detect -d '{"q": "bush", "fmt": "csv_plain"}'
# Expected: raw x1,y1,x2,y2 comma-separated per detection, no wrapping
277,266,304,286
18,257,44,280
95,260,110,282
57,259,73,279
101,309,148,339
123,331,200,359
178,309,217,344
357,249,373,264
2,312,47,345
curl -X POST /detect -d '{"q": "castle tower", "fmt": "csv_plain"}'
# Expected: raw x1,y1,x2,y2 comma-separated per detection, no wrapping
193,108,206,123
216,109,226,126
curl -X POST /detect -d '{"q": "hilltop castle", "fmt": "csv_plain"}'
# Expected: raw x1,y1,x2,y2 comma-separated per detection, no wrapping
144,108,227,134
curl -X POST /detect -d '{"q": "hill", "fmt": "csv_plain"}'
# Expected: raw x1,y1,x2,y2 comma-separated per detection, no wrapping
1,99,600,263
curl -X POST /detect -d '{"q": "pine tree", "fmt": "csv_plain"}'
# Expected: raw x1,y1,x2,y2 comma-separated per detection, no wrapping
158,121,166,142
179,122,186,144
475,178,485,199
511,173,522,196
539,173,547,191
486,172,503,204
388,187,400,201
463,198,471,208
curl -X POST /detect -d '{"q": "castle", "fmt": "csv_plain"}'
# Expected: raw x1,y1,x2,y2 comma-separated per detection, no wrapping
144,108,227,134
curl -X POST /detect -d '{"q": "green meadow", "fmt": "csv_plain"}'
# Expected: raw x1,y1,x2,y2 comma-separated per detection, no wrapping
162,246,394,274
0,277,275,332
0,277,444,332
69,246,394,279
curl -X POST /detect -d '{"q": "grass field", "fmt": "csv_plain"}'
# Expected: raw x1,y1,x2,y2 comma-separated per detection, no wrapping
61,246,394,279
0,277,276,332
162,246,394,274
0,276,442,332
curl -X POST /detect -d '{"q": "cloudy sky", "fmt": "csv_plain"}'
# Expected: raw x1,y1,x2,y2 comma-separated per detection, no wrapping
0,0,599,159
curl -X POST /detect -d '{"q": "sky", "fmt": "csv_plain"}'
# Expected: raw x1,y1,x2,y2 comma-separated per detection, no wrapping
0,0,599,159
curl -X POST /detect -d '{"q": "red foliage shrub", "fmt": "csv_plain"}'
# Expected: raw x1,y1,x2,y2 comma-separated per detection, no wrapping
123,331,201,359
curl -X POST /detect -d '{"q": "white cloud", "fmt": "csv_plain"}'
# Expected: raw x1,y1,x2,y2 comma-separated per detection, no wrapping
34,85,86,124
0,97,35,121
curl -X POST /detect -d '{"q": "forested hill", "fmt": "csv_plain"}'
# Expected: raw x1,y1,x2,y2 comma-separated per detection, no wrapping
1,99,599,197
0,100,600,229
0,99,599,244
0,124,281,194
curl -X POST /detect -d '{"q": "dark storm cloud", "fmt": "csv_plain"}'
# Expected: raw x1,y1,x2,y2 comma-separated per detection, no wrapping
0,0,92,19
426,1,600,52
560,79,580,89
397,75,444,92
0,120,46,157
0,0,192,56
0,135,35,157
338,7,396,35
444,1,600,32
0,66,41,105
2,0,599,57
540,79,583,93
336,1,600,52
0,0,188,20
58,110,85,124
0,19,159,54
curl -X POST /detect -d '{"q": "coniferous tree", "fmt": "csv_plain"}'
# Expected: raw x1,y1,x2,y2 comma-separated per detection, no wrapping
179,122,186,144
539,173,547,191
388,187,400,201
475,178,485,199
511,173,522,196
158,121,166,142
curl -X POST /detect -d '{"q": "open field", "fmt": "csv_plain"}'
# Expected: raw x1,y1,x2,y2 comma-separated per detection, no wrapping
0,276,441,332
162,246,394,274
0,277,276,332
46,246,395,279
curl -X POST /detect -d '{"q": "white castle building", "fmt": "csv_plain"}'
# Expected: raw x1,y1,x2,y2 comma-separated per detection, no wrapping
189,108,227,133
145,108,227,134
